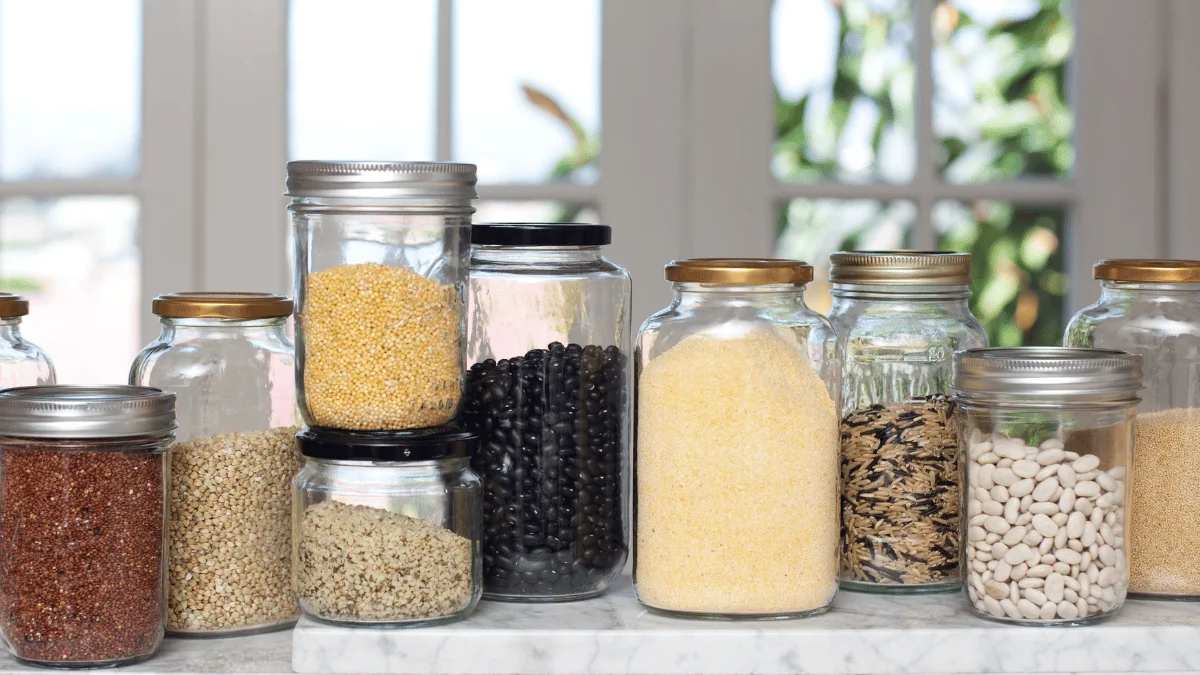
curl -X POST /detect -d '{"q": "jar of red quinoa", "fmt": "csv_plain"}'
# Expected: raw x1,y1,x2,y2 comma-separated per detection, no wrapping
0,385,175,668
634,259,840,619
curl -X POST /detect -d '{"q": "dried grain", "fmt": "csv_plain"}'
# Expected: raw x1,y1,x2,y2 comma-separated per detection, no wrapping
636,330,839,615
840,396,961,586
168,426,303,632
296,500,473,622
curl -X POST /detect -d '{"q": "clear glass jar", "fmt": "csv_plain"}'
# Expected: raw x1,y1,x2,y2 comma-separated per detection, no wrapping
0,294,55,388
287,161,476,431
634,259,840,619
129,293,300,636
953,348,1139,626
292,428,482,627
828,252,987,594
1065,260,1200,599
0,385,174,668
462,224,631,602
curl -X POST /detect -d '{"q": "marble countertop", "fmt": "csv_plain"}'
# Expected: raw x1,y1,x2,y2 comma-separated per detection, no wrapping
0,629,293,674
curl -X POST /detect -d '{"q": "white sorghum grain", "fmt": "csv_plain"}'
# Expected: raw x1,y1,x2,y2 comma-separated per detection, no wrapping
296,500,473,622
636,330,839,615
301,263,460,430
168,426,302,632
1130,408,1200,595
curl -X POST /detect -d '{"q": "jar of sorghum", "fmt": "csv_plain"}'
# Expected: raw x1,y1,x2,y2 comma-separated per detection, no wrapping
0,293,55,388
953,348,1139,625
461,223,631,602
634,259,840,619
287,161,476,431
292,428,482,626
0,385,174,668
827,252,987,593
1066,260,1200,598
129,293,300,636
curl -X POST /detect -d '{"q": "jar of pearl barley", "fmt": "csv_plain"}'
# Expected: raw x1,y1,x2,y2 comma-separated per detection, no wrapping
952,347,1140,625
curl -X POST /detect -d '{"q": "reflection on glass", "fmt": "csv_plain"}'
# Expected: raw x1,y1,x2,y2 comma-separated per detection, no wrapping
453,0,600,184
933,0,1074,183
775,199,915,314
0,0,140,180
0,196,140,384
772,0,915,184
934,200,1067,346
472,201,598,225
289,0,437,160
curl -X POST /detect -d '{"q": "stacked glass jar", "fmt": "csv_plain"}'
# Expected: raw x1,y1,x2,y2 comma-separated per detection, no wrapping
286,161,483,626
130,293,300,636
460,223,632,602
828,252,987,593
1065,259,1200,599
0,293,55,388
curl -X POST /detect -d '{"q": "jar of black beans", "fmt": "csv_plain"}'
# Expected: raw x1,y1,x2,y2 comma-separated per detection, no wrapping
465,223,631,602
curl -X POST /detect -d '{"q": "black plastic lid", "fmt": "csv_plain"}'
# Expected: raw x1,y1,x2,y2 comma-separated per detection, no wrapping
472,223,611,247
297,426,476,461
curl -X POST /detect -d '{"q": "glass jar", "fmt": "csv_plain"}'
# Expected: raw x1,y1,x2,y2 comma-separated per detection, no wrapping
0,385,174,668
634,259,840,619
0,294,55,388
953,348,1139,626
1065,260,1200,599
287,161,476,431
828,251,987,594
292,428,482,627
129,293,300,636
461,223,631,602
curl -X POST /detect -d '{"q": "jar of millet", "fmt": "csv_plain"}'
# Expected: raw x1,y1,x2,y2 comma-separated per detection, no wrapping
0,385,175,668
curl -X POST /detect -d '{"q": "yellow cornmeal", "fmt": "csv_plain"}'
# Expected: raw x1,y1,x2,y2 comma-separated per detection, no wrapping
301,263,461,430
636,329,840,615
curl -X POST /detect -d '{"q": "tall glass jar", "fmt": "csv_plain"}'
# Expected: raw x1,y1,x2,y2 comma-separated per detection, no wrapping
1065,259,1200,599
287,161,476,431
634,259,840,619
0,294,55,388
129,292,300,636
953,348,1140,626
828,251,987,593
0,385,174,668
461,223,631,602
292,428,483,627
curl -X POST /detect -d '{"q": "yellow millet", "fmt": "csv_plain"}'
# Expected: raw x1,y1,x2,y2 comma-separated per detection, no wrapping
1129,407,1200,595
301,263,461,430
636,329,840,615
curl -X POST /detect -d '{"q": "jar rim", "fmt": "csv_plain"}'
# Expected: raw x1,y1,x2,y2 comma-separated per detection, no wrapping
153,292,293,319
297,426,477,462
665,258,813,285
829,250,971,285
951,347,1142,403
1093,259,1200,283
0,385,177,438
0,293,29,319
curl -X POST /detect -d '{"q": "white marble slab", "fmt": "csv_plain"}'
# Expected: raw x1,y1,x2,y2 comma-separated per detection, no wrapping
0,629,292,674
292,576,1200,675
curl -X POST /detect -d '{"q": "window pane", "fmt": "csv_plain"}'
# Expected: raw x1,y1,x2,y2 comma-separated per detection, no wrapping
289,0,437,160
934,200,1067,346
453,0,600,184
772,0,916,184
0,0,140,180
776,199,915,314
933,0,1074,183
0,196,140,384
473,201,598,225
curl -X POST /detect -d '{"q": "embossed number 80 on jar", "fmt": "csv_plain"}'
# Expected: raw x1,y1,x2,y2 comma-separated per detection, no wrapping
953,348,1139,625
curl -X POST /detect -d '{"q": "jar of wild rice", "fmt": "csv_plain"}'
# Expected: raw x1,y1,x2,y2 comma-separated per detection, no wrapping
828,251,987,593
1065,260,1200,598
0,386,175,668
953,348,1139,626
634,259,840,619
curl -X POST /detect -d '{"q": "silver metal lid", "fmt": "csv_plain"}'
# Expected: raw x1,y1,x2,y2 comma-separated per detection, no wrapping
952,347,1142,403
830,251,972,285
0,385,177,439
285,161,478,201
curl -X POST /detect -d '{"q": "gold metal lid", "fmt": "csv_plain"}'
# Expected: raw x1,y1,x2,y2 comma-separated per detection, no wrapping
1093,259,1200,283
829,251,972,285
0,293,29,318
664,258,813,285
152,292,293,319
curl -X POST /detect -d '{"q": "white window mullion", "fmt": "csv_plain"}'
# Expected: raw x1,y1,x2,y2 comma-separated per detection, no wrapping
0,180,138,198
437,0,453,162
1167,0,1200,257
912,0,936,251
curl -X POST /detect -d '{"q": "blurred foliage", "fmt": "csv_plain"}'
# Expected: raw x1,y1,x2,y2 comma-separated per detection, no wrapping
774,0,1073,346
523,83,597,222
